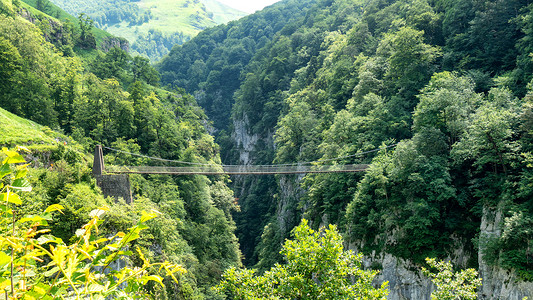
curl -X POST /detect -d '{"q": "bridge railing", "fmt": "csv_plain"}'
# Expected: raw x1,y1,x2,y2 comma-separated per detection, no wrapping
105,164,369,175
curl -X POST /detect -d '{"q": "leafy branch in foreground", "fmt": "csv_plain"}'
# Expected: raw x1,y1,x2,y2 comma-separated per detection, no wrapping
216,219,388,299
0,147,185,299
422,258,482,300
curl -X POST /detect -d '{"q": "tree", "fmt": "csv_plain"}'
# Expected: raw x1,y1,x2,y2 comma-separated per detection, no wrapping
131,55,160,86
91,47,131,81
452,88,520,180
77,13,96,49
413,72,481,145
0,147,185,299
0,0,15,16
422,258,482,300
216,219,388,299
0,36,21,107
377,26,441,104
35,0,50,13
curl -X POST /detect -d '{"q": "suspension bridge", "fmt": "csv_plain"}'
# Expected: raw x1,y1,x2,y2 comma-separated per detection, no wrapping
91,145,399,176
92,145,395,203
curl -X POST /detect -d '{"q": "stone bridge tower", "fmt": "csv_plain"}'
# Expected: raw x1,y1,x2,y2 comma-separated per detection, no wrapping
93,145,133,204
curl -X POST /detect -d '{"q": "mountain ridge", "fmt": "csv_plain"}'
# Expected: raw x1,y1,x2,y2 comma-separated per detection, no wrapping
48,0,247,60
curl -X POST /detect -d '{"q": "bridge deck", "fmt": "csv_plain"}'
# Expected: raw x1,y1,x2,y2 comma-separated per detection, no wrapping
105,164,369,175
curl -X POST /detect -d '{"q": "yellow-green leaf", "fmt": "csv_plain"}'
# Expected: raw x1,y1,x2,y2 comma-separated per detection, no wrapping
0,278,10,292
31,282,49,295
7,155,25,164
142,275,164,287
14,168,27,180
0,251,11,265
19,215,45,223
140,210,157,223
3,191,21,205
45,204,64,213
0,163,11,179
89,207,108,218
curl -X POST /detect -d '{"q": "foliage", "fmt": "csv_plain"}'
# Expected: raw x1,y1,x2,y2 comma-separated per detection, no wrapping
0,147,186,299
422,258,482,300
5,0,533,296
158,0,316,131
77,13,96,49
130,29,191,62
0,6,242,298
216,219,388,299
91,47,160,87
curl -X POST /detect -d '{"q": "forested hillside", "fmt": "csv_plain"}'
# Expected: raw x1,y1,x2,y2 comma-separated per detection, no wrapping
159,0,533,297
158,0,316,132
3,0,533,297
46,0,246,61
0,1,241,298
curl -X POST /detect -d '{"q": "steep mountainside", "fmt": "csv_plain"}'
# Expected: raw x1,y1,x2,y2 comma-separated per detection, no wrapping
47,0,246,60
159,0,533,298
0,107,57,146
18,0,128,53
0,2,241,298
158,0,317,132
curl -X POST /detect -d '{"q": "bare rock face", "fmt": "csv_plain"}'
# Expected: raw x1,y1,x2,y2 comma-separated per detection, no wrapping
355,204,533,300
277,174,304,234
232,114,259,165
478,205,533,300
19,8,66,46
367,254,433,300
100,36,130,52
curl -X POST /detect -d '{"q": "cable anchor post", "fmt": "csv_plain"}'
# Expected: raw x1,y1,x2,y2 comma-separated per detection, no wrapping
93,145,105,176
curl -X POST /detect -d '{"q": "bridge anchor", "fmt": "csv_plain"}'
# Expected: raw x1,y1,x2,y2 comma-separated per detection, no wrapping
93,145,133,204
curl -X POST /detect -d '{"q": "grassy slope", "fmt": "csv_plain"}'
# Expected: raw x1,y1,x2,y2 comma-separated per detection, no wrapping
108,0,216,44
0,108,57,147
47,0,246,45
199,0,246,24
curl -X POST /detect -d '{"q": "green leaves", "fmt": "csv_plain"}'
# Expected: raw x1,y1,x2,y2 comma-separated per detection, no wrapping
217,219,388,299
0,163,10,179
2,147,25,164
422,258,482,300
0,148,189,299
11,177,31,192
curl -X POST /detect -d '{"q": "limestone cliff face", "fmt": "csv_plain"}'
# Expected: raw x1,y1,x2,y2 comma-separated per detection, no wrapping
363,254,433,300
19,8,67,47
351,205,533,300
276,174,304,235
478,205,533,300
232,114,259,165
233,112,306,234
99,36,129,52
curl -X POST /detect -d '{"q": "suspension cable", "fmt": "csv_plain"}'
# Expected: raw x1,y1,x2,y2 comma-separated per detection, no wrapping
102,143,397,167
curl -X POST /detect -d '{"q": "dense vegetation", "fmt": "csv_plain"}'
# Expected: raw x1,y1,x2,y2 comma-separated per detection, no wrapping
0,1,241,298
159,0,533,285
158,0,316,132
1,149,187,299
2,0,533,297
216,220,390,299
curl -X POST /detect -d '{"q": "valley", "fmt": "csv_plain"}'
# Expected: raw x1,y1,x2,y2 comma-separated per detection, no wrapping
47,0,246,60
1,0,533,298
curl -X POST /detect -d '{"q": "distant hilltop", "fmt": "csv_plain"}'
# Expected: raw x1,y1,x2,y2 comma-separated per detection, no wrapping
48,0,247,61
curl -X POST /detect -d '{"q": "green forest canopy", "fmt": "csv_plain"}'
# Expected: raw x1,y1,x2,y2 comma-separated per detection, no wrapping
1,0,533,298
158,0,533,281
